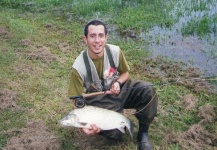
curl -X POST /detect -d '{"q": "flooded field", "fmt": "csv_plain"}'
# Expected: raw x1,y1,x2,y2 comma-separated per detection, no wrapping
108,0,217,77
141,0,217,77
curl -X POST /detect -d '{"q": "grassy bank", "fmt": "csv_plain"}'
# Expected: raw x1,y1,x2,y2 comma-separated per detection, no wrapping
0,0,216,149
0,0,173,30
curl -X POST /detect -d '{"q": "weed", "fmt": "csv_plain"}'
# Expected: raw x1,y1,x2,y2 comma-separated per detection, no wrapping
181,15,217,36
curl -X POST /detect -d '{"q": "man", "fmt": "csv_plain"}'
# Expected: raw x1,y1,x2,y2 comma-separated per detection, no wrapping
68,20,158,150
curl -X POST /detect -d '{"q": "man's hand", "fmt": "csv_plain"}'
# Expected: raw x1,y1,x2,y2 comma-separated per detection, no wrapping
81,124,101,135
106,72,129,95
106,81,120,95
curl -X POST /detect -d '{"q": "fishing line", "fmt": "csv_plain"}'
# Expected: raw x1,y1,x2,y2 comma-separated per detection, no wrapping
133,93,157,115
72,76,216,108
119,76,217,92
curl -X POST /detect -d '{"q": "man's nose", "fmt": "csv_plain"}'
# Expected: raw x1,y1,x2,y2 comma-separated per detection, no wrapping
95,36,100,42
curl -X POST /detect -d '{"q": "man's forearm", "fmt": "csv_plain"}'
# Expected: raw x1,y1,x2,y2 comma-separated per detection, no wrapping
117,71,129,84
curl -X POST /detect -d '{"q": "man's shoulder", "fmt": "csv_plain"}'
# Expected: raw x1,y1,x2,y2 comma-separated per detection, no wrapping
72,51,85,67
106,44,120,51
106,44,121,56
74,50,85,61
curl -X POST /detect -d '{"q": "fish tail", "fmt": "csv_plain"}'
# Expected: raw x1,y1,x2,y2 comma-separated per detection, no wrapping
128,121,134,139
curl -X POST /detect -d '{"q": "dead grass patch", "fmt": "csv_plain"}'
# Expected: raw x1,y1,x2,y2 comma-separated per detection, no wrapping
27,45,60,63
3,120,61,150
0,26,7,36
164,104,216,149
198,104,216,122
182,94,198,110
0,89,20,111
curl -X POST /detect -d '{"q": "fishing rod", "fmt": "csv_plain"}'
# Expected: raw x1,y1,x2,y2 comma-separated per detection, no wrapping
70,76,217,108
119,76,217,91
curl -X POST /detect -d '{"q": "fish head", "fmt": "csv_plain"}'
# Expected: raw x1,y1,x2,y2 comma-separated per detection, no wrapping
59,113,77,127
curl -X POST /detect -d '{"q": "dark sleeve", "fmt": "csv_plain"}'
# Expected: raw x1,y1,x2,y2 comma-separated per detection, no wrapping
68,68,84,97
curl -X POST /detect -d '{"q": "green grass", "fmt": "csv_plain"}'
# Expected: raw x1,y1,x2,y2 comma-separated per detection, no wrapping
0,0,173,32
0,49,16,69
157,85,199,131
181,15,217,36
0,110,26,131
0,0,217,149
114,2,173,31
0,134,7,148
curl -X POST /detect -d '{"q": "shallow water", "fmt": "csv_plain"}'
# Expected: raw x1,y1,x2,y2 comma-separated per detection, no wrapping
140,0,217,77
108,0,217,77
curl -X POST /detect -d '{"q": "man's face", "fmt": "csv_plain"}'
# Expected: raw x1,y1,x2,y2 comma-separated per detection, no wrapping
83,25,108,59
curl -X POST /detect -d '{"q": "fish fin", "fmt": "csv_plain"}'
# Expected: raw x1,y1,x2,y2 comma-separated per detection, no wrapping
78,122,87,126
118,127,126,133
129,120,134,139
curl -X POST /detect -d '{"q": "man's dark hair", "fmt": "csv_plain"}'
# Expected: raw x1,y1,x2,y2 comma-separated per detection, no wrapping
84,20,107,37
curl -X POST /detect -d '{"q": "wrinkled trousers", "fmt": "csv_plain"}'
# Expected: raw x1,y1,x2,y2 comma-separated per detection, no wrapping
85,79,158,126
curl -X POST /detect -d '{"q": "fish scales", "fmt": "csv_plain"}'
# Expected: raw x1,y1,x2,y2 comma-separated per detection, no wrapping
59,106,133,137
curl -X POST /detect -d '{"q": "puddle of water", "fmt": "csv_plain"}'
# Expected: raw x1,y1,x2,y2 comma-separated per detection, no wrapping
107,0,217,77
147,36,217,76
139,0,217,77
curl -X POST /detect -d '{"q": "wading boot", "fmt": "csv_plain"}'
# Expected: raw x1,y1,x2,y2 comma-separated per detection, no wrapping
137,125,152,150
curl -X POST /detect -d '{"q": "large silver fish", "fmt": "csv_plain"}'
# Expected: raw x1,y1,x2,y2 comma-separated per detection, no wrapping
59,106,133,137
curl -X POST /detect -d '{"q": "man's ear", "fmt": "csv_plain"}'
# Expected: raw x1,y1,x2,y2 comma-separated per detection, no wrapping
83,36,87,44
